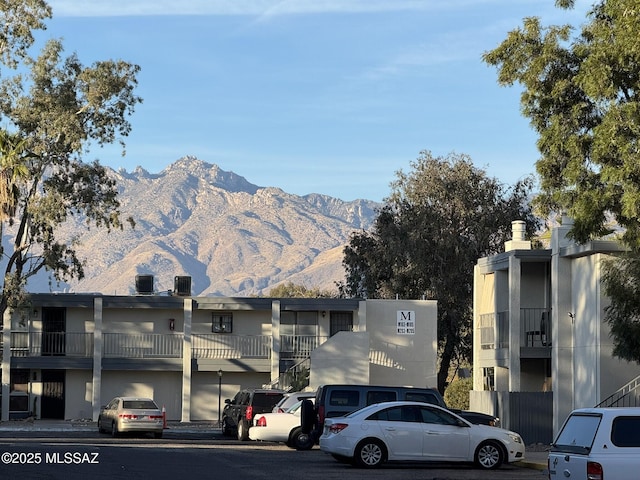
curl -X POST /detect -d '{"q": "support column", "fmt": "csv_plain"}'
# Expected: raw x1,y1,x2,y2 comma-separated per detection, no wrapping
91,297,103,421
508,256,522,392
271,301,280,384
1,309,11,421
181,298,193,422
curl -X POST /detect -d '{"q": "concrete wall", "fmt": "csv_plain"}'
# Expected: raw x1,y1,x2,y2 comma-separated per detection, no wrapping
309,299,438,389
100,371,182,421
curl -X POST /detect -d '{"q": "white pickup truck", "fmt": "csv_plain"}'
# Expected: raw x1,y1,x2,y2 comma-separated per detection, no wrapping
548,407,640,480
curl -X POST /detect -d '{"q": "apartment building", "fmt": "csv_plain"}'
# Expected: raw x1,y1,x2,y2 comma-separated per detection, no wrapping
1,284,437,422
472,219,640,442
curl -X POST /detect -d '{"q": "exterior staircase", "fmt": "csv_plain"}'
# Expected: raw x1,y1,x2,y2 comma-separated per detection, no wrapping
597,375,640,407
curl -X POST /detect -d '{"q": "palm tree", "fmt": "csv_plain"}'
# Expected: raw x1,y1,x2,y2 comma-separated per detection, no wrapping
0,130,29,221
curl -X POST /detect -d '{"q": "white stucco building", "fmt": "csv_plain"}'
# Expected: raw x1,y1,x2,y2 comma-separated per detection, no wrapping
1,289,437,422
472,219,640,443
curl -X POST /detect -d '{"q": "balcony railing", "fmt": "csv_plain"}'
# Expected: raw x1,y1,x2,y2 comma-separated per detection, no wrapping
10,332,94,357
479,308,551,350
103,333,183,358
478,311,508,349
521,308,551,347
280,335,329,359
192,334,271,359
1,332,326,360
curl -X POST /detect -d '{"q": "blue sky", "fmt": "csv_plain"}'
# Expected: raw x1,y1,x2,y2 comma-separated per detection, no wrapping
41,0,593,202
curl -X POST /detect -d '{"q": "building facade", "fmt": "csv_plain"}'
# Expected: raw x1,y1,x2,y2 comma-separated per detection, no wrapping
472,220,640,442
1,291,437,422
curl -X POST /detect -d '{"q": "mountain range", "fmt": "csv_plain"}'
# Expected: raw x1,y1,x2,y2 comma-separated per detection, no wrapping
32,156,380,297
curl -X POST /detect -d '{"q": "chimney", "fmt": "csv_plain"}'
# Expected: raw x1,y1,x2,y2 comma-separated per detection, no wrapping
505,220,531,252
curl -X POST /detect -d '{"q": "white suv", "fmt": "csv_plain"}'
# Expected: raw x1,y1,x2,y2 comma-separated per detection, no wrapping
548,407,640,480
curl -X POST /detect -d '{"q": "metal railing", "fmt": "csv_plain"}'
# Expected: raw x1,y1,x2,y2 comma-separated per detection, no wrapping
10,332,94,357
597,375,640,407
192,334,271,359
521,308,551,347
479,309,551,349
478,311,509,349
280,335,328,359
103,333,183,358
2,332,329,361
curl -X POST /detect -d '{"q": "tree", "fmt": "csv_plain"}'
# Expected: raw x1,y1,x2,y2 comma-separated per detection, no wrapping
341,151,538,392
483,0,640,362
0,0,141,419
267,281,337,298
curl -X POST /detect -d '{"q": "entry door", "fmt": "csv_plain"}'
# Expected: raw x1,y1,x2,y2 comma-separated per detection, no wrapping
41,370,65,419
42,307,66,356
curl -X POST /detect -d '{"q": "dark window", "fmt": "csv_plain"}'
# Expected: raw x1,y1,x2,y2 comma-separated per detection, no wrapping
330,312,353,336
367,391,396,405
123,400,158,409
251,393,285,409
405,392,439,404
329,390,359,407
370,406,420,422
420,406,460,425
212,313,233,333
611,416,640,447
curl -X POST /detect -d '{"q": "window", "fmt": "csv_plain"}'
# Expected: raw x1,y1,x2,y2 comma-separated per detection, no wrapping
329,390,359,407
212,313,233,333
611,416,640,447
367,391,396,405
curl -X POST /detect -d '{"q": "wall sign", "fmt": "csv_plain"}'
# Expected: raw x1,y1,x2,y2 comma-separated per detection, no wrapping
397,310,415,335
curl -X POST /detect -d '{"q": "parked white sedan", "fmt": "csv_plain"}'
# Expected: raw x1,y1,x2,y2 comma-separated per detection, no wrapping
320,401,525,469
249,400,314,450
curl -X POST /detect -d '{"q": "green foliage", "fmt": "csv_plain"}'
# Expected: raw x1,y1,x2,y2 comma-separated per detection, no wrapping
0,1,141,314
483,0,640,248
284,367,310,392
485,0,640,363
444,377,473,410
601,254,640,363
341,151,538,392
267,281,337,298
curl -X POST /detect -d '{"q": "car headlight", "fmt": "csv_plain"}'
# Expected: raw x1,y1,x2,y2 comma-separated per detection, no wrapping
507,433,523,444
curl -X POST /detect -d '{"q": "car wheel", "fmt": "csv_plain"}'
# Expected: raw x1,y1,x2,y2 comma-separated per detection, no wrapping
111,421,119,438
354,438,386,468
221,418,232,436
289,427,314,450
475,441,504,469
237,419,249,441
300,399,315,434
97,416,105,434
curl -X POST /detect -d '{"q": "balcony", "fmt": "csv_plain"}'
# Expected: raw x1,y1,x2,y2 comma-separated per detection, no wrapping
192,334,271,359
2,333,326,361
9,332,94,357
478,308,551,351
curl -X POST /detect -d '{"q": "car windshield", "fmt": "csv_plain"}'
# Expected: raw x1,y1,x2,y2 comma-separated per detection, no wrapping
286,401,303,414
122,400,158,410
552,413,601,454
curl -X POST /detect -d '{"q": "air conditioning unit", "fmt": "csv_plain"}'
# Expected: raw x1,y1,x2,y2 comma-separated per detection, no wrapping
135,275,154,294
174,276,191,296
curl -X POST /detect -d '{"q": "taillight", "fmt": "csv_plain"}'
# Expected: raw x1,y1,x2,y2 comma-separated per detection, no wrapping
587,461,603,480
328,423,349,434
318,405,325,425
246,406,253,420
256,416,267,427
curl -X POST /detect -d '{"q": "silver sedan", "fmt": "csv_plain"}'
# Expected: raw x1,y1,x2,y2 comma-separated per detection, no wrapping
98,396,164,438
